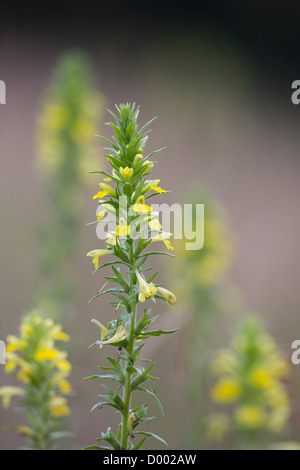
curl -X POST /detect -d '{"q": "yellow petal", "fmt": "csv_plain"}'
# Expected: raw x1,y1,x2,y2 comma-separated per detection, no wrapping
93,190,108,199
157,287,176,308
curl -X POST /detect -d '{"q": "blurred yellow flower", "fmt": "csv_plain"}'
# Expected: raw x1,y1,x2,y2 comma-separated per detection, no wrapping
208,315,291,444
248,367,275,389
35,348,60,362
49,396,71,417
211,377,240,403
0,311,72,448
206,414,230,442
0,386,24,408
235,405,266,429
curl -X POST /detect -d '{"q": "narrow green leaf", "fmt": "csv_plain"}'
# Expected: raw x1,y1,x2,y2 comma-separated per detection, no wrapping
134,431,168,447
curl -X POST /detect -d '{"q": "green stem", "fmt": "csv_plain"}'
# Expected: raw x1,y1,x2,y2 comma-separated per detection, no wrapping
121,239,136,450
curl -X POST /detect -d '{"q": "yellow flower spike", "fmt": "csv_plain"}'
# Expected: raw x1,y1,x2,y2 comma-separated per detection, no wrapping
96,324,127,347
136,270,157,303
120,166,133,181
127,412,139,437
0,386,25,408
93,190,108,200
97,209,107,221
116,218,131,237
211,377,241,403
133,195,152,214
86,249,111,269
157,287,176,308
99,182,116,197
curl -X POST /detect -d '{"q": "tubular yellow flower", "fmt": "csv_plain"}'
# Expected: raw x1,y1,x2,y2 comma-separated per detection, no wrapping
127,412,139,438
211,377,241,403
106,233,117,247
97,209,107,221
143,179,166,194
96,324,127,346
136,270,157,302
142,160,154,173
87,249,111,269
151,232,174,251
120,166,133,181
133,153,143,166
157,287,176,308
93,190,108,200
99,182,116,198
116,218,131,237
0,386,25,408
133,195,152,214
91,318,109,349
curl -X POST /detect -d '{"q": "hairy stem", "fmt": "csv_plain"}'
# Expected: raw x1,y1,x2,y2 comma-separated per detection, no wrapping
121,239,136,450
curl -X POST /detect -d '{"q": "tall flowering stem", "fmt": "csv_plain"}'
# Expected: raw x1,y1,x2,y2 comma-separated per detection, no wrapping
35,51,102,318
85,103,177,450
0,311,72,449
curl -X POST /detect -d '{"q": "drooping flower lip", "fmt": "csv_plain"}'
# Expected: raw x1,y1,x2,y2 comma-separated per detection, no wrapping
157,287,176,308
95,324,128,347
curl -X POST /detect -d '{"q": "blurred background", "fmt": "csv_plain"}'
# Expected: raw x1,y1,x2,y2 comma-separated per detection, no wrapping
1,0,300,450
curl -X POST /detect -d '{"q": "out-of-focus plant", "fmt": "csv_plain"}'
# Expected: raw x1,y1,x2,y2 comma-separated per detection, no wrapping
207,314,290,449
84,103,177,450
0,310,72,449
35,51,103,318
167,191,235,446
